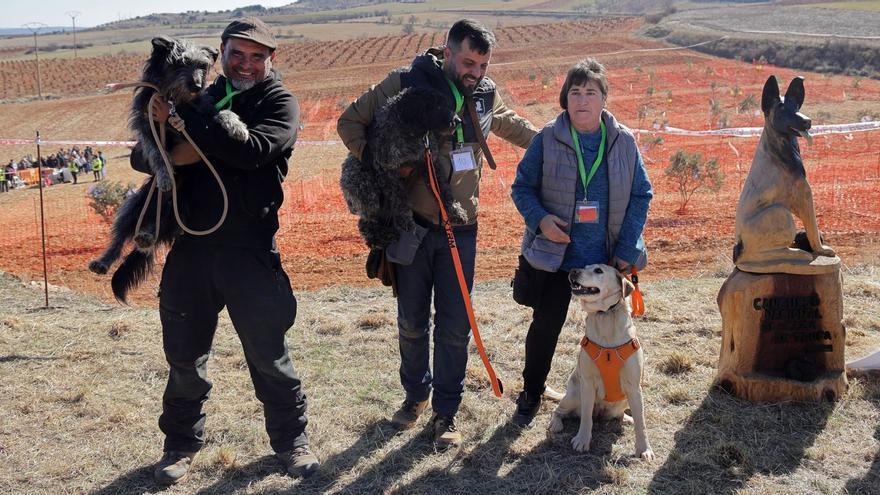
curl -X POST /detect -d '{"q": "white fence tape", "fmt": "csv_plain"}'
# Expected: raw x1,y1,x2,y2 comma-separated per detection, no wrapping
1,122,877,147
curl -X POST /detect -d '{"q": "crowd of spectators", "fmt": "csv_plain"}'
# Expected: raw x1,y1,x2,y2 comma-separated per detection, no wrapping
1,146,108,192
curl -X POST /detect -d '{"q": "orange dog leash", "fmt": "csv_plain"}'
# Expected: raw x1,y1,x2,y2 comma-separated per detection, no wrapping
423,135,503,398
630,266,645,317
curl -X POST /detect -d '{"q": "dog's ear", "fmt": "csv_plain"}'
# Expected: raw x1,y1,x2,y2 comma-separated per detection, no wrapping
205,46,220,63
616,270,635,300
151,36,175,53
784,76,806,111
761,75,780,115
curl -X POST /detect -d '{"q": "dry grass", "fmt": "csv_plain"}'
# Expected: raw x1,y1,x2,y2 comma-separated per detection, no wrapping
0,270,879,494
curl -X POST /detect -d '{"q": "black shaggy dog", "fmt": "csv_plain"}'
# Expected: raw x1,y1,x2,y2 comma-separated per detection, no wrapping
340,87,467,248
88,36,248,302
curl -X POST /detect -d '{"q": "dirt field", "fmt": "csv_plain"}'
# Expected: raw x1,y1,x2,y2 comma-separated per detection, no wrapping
1,18,879,304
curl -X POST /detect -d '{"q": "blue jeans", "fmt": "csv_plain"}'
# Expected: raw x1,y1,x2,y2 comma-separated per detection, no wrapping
394,223,477,417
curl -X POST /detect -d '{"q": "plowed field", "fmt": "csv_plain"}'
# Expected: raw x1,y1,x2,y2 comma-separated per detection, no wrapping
1,18,878,305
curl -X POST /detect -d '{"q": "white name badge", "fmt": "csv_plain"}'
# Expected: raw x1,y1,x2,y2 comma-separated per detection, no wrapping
451,146,477,172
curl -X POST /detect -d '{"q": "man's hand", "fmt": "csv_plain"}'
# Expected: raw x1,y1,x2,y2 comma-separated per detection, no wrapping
611,256,631,272
539,215,570,244
148,96,171,124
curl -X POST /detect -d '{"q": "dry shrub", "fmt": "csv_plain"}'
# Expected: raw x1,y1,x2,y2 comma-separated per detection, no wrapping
356,311,393,331
1,316,22,329
713,441,752,472
659,351,694,375
214,446,237,470
663,387,692,405
601,460,629,485
107,321,130,340
315,319,347,335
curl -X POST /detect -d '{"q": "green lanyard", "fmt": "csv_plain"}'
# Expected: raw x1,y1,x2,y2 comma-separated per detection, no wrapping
214,79,242,111
570,119,606,200
443,76,465,146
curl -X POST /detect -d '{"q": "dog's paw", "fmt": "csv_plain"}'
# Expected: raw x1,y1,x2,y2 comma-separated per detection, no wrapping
448,201,468,225
548,413,564,434
156,172,173,192
571,432,592,452
543,386,564,402
636,446,655,461
216,110,249,142
815,245,836,257
88,260,109,275
133,232,156,250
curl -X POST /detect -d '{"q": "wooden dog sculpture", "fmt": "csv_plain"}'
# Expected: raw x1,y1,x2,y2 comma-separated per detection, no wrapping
733,75,836,273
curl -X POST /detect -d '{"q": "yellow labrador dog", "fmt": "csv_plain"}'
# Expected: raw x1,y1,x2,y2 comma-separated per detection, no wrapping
548,264,654,460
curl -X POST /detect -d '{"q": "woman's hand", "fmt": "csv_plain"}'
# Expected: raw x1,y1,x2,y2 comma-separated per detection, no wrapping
611,256,631,272
539,215,571,243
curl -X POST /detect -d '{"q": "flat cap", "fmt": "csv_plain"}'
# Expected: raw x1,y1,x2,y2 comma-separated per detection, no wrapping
221,17,276,50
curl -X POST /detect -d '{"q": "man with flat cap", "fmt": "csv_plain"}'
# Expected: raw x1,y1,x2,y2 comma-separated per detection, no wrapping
139,17,319,484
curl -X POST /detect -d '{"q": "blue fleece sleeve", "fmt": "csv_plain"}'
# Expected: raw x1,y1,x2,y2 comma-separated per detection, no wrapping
511,133,549,234
613,150,653,264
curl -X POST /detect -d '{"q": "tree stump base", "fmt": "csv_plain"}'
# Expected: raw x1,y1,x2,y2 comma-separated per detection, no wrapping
715,266,848,402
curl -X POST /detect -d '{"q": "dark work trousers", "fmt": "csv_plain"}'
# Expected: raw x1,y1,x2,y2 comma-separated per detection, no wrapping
158,241,307,454
394,223,477,417
522,269,573,396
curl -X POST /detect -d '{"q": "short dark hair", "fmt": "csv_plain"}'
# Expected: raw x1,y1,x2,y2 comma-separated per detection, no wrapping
559,58,609,110
446,19,495,54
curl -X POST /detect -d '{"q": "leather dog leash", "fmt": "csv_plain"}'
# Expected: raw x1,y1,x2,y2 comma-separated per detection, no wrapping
465,97,497,170
423,134,503,398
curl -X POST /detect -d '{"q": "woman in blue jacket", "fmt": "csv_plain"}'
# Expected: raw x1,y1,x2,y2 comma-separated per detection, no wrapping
510,58,653,426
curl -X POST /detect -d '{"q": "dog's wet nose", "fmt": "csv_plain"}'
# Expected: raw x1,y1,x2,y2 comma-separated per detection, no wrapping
800,114,812,129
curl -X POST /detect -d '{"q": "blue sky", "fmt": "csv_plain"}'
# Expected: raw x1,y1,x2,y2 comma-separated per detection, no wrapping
4,1,295,29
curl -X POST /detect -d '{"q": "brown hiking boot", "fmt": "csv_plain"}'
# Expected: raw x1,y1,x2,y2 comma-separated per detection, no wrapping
430,413,462,447
153,450,197,485
391,399,428,429
276,445,320,479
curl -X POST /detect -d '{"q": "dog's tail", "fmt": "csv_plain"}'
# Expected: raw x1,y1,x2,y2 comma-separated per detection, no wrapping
111,249,154,303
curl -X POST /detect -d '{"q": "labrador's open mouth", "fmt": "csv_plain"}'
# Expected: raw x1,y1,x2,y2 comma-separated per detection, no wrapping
571,284,600,296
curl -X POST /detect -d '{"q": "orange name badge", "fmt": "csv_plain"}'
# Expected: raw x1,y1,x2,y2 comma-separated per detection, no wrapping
576,201,600,224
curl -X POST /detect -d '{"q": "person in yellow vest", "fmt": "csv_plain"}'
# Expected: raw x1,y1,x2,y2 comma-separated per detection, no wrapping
0,163,7,193
68,157,80,185
91,156,102,181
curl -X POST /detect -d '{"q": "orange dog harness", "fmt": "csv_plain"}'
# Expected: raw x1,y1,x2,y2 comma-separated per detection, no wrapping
580,336,641,402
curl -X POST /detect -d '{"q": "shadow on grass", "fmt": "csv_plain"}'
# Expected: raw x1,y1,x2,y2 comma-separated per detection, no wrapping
193,419,399,494
89,465,169,495
844,376,880,494
0,354,60,363
391,416,626,494
648,389,835,494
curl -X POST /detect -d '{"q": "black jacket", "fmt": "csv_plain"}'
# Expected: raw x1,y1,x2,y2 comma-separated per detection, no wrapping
131,69,299,249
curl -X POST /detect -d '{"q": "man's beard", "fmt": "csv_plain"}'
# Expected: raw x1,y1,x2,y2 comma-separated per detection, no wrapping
442,61,479,97
223,57,272,91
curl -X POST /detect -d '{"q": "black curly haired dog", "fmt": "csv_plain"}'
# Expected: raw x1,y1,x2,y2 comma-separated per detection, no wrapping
88,36,248,302
340,87,467,248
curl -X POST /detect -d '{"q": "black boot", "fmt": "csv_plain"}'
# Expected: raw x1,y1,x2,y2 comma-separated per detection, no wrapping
511,390,542,427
